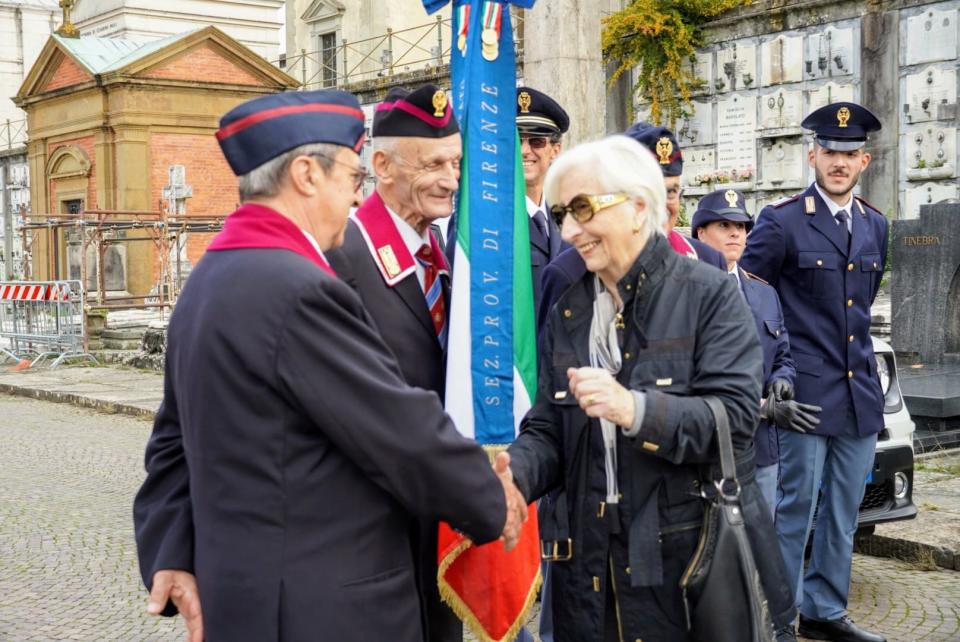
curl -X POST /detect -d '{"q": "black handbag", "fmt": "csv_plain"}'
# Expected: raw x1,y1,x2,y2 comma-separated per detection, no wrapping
679,397,775,642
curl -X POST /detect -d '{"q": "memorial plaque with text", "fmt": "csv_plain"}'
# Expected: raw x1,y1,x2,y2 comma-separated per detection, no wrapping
716,42,758,92
759,139,805,189
677,101,714,146
904,182,959,219
904,66,957,124
808,82,856,111
805,27,856,80
716,95,757,172
760,35,804,86
689,51,713,95
760,89,803,130
905,8,958,65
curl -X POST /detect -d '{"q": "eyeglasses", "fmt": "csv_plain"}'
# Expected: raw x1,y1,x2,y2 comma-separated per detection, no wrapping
549,193,630,227
310,153,369,192
520,136,551,150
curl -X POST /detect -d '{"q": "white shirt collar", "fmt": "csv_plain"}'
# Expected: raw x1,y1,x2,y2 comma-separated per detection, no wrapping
525,195,544,219
386,206,431,256
813,182,853,229
300,230,327,263
728,263,741,287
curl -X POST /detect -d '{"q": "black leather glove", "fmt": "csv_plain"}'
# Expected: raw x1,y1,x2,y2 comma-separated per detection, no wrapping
768,378,794,401
761,396,821,434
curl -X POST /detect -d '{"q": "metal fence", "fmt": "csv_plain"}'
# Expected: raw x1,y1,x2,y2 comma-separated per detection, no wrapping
0,280,97,368
275,12,525,91
1,119,27,151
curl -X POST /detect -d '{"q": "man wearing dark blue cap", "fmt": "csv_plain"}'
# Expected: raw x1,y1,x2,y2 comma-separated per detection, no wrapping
327,83,465,642
741,102,888,642
516,86,570,317
133,89,526,642
693,189,821,514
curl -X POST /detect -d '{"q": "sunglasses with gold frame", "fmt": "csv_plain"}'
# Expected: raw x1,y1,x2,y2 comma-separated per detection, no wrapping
549,192,631,227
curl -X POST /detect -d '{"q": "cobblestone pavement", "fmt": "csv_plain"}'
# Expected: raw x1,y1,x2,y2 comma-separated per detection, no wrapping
0,396,180,642
2,394,958,642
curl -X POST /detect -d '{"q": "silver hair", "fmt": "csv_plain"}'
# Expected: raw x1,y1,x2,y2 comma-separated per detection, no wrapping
543,135,668,235
238,142,340,201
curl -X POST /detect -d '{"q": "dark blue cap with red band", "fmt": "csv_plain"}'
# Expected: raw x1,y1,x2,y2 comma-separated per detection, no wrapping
624,122,683,177
372,85,459,138
216,89,366,176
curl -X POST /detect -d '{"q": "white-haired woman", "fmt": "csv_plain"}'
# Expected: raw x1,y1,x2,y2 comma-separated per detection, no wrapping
507,136,795,642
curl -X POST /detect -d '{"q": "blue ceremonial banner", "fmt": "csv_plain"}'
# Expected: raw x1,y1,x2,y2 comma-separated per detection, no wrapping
427,2,543,641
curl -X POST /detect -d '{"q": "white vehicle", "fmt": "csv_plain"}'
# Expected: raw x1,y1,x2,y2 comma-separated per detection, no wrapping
858,337,917,532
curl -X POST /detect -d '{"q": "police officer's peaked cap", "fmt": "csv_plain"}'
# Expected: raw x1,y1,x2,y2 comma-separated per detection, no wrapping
217,89,366,176
691,189,753,234
372,84,459,138
802,101,881,152
516,87,570,136
624,122,683,177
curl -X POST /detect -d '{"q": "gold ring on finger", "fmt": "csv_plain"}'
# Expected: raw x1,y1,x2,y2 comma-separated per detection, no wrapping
585,394,595,406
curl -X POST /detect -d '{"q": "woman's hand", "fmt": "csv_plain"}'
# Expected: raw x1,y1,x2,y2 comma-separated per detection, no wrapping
567,367,635,427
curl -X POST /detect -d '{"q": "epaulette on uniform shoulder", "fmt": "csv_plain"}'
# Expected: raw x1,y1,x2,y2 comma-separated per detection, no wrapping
743,270,769,285
772,194,801,209
854,195,883,216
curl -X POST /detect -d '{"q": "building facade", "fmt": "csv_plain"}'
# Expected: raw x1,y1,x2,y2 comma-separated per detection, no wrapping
72,0,284,58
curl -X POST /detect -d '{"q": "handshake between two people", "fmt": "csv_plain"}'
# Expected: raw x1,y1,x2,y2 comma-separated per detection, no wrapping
493,451,529,552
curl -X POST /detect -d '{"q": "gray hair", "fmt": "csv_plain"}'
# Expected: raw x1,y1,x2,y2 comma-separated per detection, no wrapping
238,142,340,201
543,135,668,234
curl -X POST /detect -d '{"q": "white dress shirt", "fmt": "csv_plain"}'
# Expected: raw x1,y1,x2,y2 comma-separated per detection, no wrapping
813,182,853,233
387,207,431,290
526,195,548,239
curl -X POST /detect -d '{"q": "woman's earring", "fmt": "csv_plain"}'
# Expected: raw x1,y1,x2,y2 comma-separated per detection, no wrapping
632,220,642,234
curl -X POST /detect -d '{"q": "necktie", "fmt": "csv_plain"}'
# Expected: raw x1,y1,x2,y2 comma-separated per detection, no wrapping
532,209,548,242
416,244,446,345
835,209,850,252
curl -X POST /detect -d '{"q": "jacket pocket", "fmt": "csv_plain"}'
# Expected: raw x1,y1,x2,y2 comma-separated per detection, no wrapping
763,319,782,339
793,350,823,402
798,250,838,299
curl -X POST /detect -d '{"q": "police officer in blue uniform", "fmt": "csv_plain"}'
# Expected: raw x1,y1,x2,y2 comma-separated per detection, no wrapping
692,189,820,516
740,102,888,642
516,86,569,318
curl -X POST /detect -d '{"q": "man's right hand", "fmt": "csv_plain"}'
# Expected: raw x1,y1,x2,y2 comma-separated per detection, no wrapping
494,451,528,551
148,569,203,642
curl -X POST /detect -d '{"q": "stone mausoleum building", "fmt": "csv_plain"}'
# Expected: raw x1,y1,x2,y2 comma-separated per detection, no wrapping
14,25,296,297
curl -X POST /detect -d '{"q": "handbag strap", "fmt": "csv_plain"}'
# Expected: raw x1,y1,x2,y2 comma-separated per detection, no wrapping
704,396,738,493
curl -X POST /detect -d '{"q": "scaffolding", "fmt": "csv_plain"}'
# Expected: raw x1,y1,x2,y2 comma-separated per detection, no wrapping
19,208,226,315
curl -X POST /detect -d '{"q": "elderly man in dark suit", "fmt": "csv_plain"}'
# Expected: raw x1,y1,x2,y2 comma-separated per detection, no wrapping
327,83,463,642
133,89,527,642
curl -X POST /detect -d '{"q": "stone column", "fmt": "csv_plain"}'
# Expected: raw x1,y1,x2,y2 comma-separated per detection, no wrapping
522,0,606,146
861,4,899,218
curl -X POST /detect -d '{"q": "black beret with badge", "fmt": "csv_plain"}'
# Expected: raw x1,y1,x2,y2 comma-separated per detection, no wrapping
691,188,753,234
516,86,570,136
624,121,683,177
373,84,460,138
802,101,881,151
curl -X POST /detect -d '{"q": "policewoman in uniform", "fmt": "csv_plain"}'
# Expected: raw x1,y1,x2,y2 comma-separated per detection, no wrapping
133,89,521,642
537,123,724,331
327,83,463,642
516,86,570,317
740,102,888,642
692,189,821,516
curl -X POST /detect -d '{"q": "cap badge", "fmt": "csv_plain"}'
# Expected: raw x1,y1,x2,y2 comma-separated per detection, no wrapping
837,106,850,128
377,245,402,279
432,90,448,118
655,137,673,165
724,190,738,207
518,91,532,114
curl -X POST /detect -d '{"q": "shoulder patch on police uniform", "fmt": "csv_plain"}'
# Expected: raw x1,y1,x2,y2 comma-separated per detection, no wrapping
804,196,817,214
742,270,768,285
772,194,800,209
854,195,882,217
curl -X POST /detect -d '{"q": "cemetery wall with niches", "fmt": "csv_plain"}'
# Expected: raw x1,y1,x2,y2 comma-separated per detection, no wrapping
634,0,959,222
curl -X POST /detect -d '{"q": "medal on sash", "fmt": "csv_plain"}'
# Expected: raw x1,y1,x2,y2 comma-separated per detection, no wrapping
480,1,503,61
456,4,470,55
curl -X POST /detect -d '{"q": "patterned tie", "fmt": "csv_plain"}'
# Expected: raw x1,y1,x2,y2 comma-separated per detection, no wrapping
416,244,447,345
835,209,850,252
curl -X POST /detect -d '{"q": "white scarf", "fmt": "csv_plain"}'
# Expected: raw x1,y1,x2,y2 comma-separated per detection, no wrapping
589,275,623,505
